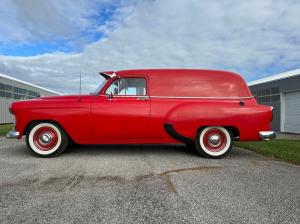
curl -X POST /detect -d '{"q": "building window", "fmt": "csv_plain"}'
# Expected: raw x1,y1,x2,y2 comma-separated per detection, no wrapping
28,90,39,97
271,87,279,94
0,84,14,99
261,89,270,95
252,87,280,104
271,95,280,101
0,83,40,100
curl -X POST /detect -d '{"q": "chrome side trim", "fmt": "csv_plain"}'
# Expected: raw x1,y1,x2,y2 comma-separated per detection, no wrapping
6,130,20,139
259,131,276,140
99,95,254,100
151,96,254,99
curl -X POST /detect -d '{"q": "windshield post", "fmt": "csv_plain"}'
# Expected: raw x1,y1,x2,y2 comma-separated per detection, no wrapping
90,79,108,95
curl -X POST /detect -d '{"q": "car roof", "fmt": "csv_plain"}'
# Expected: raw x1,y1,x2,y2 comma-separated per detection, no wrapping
114,69,238,76
112,69,251,97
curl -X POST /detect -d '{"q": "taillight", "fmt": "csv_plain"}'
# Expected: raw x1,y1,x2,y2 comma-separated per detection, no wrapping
271,106,273,121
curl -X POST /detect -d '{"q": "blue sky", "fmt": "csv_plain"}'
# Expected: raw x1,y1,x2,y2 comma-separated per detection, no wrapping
0,41,73,56
0,0,300,93
0,0,120,56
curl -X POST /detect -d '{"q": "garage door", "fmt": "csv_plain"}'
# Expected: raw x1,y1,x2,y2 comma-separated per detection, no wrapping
285,91,300,133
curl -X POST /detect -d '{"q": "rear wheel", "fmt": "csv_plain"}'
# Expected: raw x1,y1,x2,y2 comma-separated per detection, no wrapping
195,126,233,158
26,122,68,157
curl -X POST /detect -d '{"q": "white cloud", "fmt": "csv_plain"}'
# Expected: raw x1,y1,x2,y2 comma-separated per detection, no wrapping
0,0,119,46
1,0,300,94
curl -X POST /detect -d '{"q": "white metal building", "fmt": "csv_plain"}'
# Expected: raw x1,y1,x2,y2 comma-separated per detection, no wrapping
0,74,60,124
248,69,300,134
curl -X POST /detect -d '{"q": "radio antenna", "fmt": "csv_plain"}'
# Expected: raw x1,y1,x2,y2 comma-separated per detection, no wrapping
78,71,82,102
122,45,124,69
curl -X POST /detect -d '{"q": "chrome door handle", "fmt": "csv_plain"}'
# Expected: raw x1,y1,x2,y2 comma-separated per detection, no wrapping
138,96,149,101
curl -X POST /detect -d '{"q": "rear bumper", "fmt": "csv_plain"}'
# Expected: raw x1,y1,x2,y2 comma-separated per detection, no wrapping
259,131,276,140
6,130,20,139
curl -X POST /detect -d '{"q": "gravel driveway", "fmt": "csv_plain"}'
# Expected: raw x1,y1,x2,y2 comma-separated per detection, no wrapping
0,138,299,224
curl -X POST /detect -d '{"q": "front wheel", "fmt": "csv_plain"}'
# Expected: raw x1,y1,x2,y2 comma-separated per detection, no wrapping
26,122,68,157
195,126,233,159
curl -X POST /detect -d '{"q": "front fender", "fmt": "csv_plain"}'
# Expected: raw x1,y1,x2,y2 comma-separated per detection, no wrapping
14,107,91,143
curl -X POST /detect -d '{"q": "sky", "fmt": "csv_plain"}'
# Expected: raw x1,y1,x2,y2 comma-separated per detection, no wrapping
0,0,300,94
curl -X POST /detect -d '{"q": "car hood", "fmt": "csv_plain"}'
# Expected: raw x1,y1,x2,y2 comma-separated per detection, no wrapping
10,94,92,112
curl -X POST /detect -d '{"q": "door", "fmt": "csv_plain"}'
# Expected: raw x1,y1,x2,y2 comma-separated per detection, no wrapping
284,91,300,133
92,77,150,141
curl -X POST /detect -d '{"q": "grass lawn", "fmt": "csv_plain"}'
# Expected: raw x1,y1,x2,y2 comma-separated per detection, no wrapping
235,139,300,165
0,124,13,136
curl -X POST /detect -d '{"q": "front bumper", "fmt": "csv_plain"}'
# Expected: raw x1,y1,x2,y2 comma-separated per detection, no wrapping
259,131,276,140
6,130,20,139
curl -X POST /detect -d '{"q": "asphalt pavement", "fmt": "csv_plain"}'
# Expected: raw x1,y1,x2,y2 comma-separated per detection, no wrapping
0,137,299,224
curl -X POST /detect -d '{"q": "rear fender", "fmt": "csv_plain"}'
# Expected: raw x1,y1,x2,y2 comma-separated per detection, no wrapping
164,101,272,141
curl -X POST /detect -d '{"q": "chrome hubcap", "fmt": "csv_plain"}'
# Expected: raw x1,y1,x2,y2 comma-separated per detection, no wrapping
208,134,221,146
39,133,53,144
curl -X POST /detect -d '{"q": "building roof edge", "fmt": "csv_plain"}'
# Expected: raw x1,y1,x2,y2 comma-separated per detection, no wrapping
248,68,300,86
0,73,61,95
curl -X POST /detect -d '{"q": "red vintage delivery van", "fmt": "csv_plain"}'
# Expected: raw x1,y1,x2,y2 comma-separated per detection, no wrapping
7,69,275,158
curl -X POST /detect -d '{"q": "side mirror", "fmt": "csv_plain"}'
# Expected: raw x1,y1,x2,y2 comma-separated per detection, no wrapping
108,92,113,100
113,87,118,94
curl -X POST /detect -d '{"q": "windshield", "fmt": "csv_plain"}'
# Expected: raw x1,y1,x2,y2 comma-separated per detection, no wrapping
90,79,107,95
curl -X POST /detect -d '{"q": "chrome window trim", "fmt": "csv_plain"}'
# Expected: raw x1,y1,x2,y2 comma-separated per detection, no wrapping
104,77,147,96
100,94,149,98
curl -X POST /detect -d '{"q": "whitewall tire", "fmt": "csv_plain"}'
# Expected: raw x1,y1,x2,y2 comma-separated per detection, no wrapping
196,126,233,158
26,122,68,157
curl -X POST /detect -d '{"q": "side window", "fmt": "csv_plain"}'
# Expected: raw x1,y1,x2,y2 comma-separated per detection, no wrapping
105,79,119,95
106,78,146,96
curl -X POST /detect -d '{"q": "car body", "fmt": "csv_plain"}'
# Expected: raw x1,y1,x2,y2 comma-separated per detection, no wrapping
7,69,275,158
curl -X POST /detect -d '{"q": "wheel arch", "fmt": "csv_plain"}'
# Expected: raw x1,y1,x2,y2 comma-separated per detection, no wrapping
196,125,239,140
164,123,240,144
23,120,74,142
226,126,240,140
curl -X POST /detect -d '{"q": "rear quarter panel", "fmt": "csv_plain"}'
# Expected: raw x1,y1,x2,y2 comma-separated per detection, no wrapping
165,99,272,141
